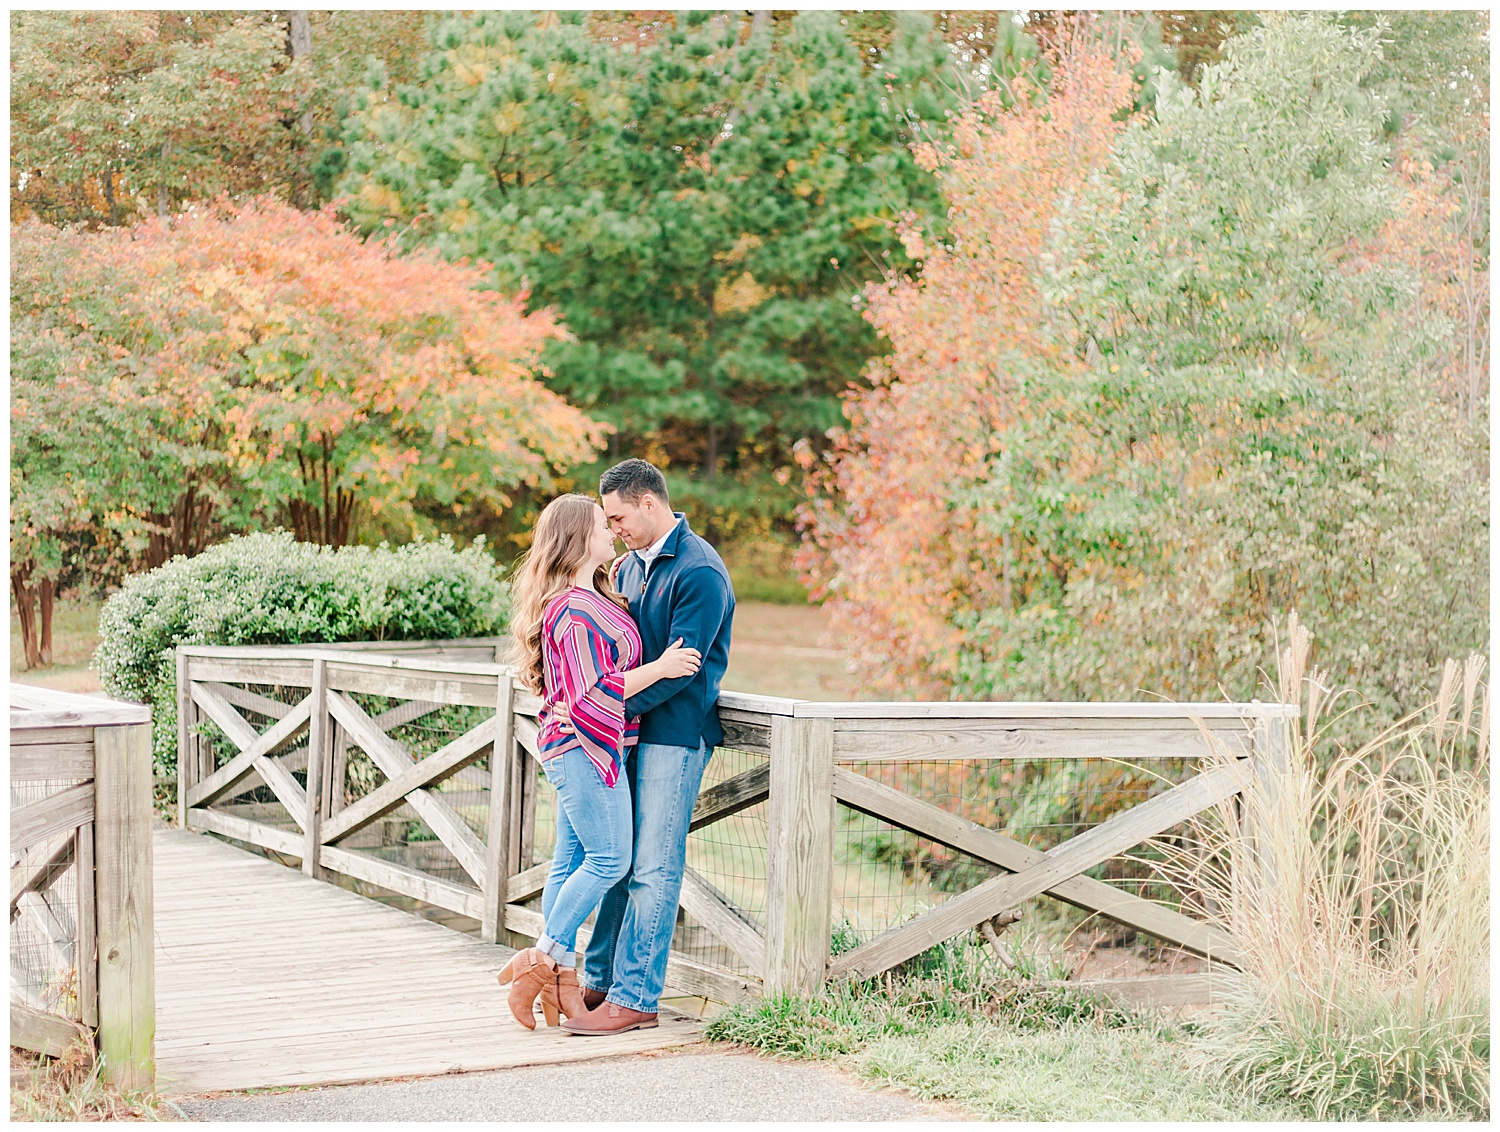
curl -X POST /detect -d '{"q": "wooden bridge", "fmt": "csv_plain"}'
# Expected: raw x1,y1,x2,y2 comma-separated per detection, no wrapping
14,642,1294,1094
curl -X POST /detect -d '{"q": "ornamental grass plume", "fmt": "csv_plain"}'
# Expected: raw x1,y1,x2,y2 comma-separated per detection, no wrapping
1165,615,1489,1119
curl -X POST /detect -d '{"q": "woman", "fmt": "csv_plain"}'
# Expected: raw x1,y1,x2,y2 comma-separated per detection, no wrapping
498,493,700,1029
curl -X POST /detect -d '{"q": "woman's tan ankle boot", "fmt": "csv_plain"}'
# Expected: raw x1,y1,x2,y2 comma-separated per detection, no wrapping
554,967,587,1020
496,948,559,1031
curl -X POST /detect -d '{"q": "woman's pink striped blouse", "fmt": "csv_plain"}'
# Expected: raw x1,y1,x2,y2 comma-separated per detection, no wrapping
537,587,643,787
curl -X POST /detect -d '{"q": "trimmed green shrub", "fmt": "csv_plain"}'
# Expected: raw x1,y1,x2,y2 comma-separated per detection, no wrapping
95,531,509,785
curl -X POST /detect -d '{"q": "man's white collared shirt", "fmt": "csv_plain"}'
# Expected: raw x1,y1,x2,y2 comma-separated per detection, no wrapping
635,527,673,572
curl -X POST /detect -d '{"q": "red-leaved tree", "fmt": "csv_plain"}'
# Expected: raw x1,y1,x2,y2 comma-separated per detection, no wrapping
798,35,1138,696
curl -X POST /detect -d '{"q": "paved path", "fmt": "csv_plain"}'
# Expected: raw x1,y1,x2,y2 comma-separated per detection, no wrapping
155,829,699,1094
170,1048,965,1122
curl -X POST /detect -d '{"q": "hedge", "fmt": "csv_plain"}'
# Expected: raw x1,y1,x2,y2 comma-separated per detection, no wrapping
95,531,509,785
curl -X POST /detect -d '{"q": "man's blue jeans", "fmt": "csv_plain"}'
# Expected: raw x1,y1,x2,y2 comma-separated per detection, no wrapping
581,739,711,1013
537,745,632,959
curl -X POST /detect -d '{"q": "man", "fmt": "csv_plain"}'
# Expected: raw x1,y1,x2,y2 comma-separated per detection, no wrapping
559,458,735,1036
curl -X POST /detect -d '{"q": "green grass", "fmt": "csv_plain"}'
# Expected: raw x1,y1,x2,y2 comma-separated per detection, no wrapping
707,985,1297,1121
705,934,1298,1121
10,594,105,692
856,1020,1296,1121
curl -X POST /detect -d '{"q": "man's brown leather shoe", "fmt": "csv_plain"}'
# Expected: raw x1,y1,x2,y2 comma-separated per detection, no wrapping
582,987,608,1011
560,1000,658,1036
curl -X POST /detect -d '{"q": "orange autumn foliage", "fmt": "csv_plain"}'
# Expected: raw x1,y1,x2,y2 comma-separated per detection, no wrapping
17,197,604,553
798,41,1138,696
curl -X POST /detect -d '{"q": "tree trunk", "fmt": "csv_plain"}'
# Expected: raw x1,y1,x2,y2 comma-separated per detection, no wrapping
157,140,171,219
286,10,314,136
12,566,43,670
38,577,55,667
102,166,119,227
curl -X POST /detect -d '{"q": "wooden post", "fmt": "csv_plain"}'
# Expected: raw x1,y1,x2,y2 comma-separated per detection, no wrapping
1248,708,1291,895
175,649,191,827
76,820,98,1028
93,721,155,1091
481,675,516,944
302,659,328,878
763,715,835,995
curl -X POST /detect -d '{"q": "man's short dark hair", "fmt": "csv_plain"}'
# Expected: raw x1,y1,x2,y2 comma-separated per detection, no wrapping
600,459,670,508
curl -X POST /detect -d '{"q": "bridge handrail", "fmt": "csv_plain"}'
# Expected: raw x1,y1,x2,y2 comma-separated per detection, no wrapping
175,640,1289,1007
10,684,155,1090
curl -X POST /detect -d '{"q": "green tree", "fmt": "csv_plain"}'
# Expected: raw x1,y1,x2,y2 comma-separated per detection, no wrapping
960,14,1487,714
10,11,312,226
9,10,431,225
339,10,952,524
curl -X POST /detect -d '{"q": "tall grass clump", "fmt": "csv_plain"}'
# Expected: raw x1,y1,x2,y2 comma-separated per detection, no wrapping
1172,616,1489,1120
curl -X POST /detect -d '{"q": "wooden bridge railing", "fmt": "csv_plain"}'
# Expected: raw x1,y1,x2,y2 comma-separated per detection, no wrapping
11,685,155,1089
175,642,1294,1005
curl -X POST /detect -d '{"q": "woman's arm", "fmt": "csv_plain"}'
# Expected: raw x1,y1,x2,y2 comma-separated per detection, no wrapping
621,638,700,698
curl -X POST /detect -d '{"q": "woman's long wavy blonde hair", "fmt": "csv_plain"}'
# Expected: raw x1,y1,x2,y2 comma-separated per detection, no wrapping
507,493,630,696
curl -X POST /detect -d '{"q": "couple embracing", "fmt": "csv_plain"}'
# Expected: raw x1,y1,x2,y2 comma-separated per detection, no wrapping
498,458,735,1035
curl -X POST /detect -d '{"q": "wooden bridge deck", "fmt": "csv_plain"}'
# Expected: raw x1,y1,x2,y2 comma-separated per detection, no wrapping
153,827,701,1095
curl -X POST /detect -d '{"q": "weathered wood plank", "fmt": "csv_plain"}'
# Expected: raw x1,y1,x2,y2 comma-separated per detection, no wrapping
10,703,151,729
371,698,444,731
1057,971,1230,1010
830,762,1246,980
204,682,294,720
317,844,485,920
94,721,156,1090
302,661,329,878
176,650,193,827
326,692,487,884
151,827,700,1094
184,657,315,688
831,766,1240,966
249,751,310,832
10,1001,91,1060
800,700,1296,721
185,696,312,809
688,762,770,832
10,742,94,780
833,726,1250,762
189,681,262,751
320,716,494,845
11,782,95,855
10,725,94,746
718,690,798,717
763,717,834,994
187,807,304,857
10,830,75,913
679,867,765,976
717,710,774,754
482,677,518,948
514,713,540,759
506,860,550,905
77,821,98,1028
18,888,76,970
325,663,497,708
833,716,1258,734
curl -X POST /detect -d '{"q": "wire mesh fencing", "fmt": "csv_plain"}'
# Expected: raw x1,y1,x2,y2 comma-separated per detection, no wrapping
830,757,1200,950
11,778,88,1021
188,673,1222,985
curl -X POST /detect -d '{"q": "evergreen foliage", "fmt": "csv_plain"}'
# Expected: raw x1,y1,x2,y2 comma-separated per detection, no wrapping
339,10,955,503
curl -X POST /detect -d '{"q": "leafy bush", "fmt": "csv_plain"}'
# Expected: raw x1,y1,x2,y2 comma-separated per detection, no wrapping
95,531,509,783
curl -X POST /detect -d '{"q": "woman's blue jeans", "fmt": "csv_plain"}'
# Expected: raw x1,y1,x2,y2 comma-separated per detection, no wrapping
538,744,633,957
